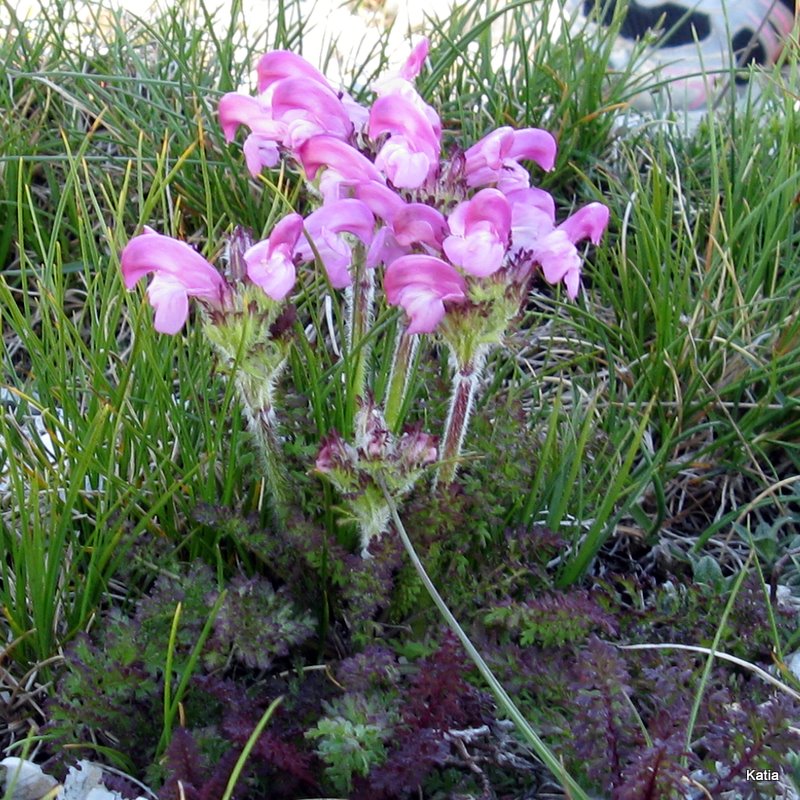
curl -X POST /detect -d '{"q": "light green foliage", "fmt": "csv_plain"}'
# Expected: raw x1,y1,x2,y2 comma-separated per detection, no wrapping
305,694,397,794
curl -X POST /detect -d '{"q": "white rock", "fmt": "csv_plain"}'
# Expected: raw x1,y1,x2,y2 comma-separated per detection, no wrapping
0,758,59,800
61,762,149,800
786,650,800,682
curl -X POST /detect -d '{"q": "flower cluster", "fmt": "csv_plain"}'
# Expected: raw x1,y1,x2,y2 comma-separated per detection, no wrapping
123,40,607,338
120,38,609,546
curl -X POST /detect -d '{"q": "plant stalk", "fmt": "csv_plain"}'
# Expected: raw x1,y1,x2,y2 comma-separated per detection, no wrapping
384,327,417,432
235,375,290,525
378,476,588,800
435,349,486,487
346,244,374,405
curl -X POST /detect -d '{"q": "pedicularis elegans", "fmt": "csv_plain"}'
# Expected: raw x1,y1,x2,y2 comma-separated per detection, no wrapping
120,39,609,552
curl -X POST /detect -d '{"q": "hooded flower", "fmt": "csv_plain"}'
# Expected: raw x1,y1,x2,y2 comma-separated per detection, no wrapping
297,135,384,187
121,228,227,334
353,181,446,266
509,191,610,298
243,213,304,300
294,199,376,288
219,50,365,177
384,255,467,333
442,188,511,277
369,93,441,188
464,126,557,192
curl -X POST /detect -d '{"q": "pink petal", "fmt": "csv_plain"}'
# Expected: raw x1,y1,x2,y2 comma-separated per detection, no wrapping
243,239,296,301
557,202,610,245
121,230,224,300
443,226,506,277
256,50,330,93
535,229,582,296
218,93,270,142
464,127,514,172
507,128,558,171
368,94,439,158
464,188,511,239
146,272,190,334
494,161,536,194
507,188,556,223
384,254,466,332
366,227,409,269
301,199,375,249
341,93,370,130
354,181,406,223
270,78,353,140
375,139,433,189
385,255,466,299
399,38,429,81
312,228,354,288
242,134,281,176
243,213,303,300
392,203,447,247
270,213,304,251
396,287,448,334
297,135,383,183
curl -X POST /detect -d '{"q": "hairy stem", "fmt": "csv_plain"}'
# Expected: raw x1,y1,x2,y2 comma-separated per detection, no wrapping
236,376,290,525
435,347,487,487
346,244,373,405
384,327,417,432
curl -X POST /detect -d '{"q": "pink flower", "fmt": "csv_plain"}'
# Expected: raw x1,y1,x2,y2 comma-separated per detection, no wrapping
443,188,511,277
464,127,557,191
294,200,376,288
242,135,282,176
243,213,304,300
509,192,609,299
219,51,365,176
557,203,610,246
392,203,447,248
354,182,446,250
269,77,353,148
369,93,440,188
121,229,227,335
256,50,331,93
384,255,467,333
365,226,408,270
256,50,368,130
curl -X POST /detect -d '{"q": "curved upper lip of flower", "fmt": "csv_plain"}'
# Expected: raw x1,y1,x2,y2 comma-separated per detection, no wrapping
121,229,225,296
368,94,440,159
270,78,353,140
296,199,376,255
464,126,557,179
296,135,384,183
256,50,332,93
384,254,468,333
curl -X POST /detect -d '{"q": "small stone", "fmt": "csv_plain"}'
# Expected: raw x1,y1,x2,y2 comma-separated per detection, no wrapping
0,758,59,800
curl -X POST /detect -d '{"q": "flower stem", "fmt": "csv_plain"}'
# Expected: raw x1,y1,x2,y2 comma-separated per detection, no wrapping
384,328,417,432
435,347,486,488
378,476,588,800
236,376,290,525
346,244,373,405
